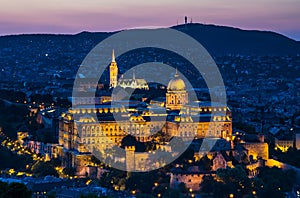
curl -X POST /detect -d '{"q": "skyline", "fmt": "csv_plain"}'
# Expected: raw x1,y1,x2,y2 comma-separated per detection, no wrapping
1,0,300,40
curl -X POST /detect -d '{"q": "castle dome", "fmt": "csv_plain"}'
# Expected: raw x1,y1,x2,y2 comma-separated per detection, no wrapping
167,70,186,91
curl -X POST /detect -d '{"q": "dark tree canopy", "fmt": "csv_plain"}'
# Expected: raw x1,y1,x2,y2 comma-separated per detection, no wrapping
0,182,31,198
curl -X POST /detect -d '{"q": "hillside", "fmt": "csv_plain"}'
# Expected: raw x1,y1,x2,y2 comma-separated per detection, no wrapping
174,23,300,55
0,23,299,56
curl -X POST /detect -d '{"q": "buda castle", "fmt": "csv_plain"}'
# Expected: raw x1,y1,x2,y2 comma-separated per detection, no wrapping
57,50,232,174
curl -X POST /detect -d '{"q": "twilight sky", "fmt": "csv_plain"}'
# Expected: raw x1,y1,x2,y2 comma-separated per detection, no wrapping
1,0,300,40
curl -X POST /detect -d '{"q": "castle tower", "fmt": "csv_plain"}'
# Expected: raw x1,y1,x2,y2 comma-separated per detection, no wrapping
166,69,188,110
109,49,118,88
125,146,135,171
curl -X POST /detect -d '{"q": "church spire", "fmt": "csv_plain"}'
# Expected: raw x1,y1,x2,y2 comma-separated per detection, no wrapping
109,49,118,88
112,49,116,62
133,70,136,80
175,67,179,78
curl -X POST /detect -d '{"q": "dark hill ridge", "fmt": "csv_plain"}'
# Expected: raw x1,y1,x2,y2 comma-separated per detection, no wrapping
0,23,299,56
173,24,300,55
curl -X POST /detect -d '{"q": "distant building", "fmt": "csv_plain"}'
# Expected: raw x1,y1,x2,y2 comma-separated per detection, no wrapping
275,138,294,152
212,152,233,171
25,141,58,159
170,166,215,192
242,142,269,160
72,95,112,106
246,159,265,178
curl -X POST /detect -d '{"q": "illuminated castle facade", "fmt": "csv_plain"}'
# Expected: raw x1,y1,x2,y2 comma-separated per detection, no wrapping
58,58,232,173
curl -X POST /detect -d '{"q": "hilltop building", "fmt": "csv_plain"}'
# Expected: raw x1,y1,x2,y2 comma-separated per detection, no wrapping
57,52,232,174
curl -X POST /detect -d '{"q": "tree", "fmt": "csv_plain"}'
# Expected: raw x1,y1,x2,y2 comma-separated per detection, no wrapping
41,94,54,104
164,188,182,198
99,169,126,189
80,194,98,198
30,94,43,103
198,155,212,171
37,128,55,143
0,181,8,197
50,157,62,167
126,172,157,193
200,175,216,194
211,166,252,197
178,182,187,193
258,167,296,197
63,167,76,176
46,191,57,198
2,182,32,198
31,161,58,177
91,155,101,165
0,145,33,170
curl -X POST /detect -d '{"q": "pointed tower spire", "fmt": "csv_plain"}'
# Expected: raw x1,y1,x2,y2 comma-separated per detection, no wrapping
112,49,116,62
109,49,118,88
133,69,136,80
175,67,179,77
